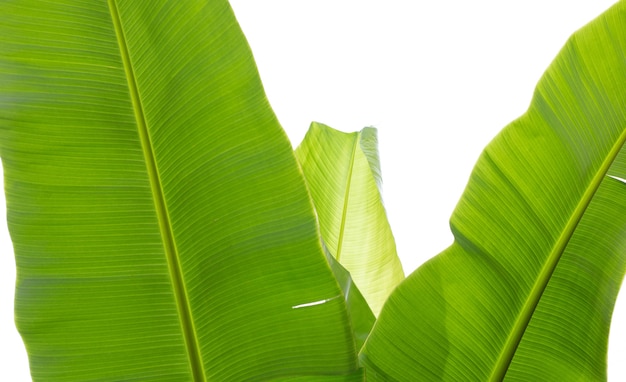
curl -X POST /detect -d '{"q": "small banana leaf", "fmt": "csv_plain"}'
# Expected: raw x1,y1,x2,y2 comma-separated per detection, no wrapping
296,122,404,316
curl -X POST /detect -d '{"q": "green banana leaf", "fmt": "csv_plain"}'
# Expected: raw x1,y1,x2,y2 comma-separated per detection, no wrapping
296,122,404,316
360,2,626,380
0,0,363,380
323,242,376,351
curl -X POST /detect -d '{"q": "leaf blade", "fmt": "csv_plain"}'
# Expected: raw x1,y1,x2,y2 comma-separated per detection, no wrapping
360,2,626,380
1,1,360,380
108,0,206,378
296,122,404,316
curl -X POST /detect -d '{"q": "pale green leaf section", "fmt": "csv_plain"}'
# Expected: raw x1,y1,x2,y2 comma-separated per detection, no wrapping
296,122,404,316
361,2,626,380
0,0,360,381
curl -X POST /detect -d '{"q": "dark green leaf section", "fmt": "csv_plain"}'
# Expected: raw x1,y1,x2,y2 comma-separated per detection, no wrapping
1,2,191,380
269,367,365,381
0,0,359,380
361,2,626,380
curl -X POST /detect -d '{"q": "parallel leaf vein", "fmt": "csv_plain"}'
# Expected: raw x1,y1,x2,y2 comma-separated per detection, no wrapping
106,2,205,380
490,124,626,381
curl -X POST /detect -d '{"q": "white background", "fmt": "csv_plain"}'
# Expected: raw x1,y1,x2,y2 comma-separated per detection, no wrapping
1,1,624,379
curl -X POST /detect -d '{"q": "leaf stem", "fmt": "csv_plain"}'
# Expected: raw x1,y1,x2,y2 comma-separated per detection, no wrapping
107,1,205,380
489,118,626,381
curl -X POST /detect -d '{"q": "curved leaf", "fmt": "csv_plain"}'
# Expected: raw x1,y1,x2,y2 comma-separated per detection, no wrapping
296,122,404,316
323,242,376,351
0,1,360,380
361,2,626,380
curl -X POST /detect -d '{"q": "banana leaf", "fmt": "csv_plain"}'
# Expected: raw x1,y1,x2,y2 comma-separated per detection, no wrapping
296,122,404,316
0,0,362,380
360,2,626,380
323,241,376,351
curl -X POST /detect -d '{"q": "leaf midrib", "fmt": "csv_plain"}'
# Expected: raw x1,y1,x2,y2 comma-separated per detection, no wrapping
335,132,360,262
107,1,205,380
490,125,626,381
